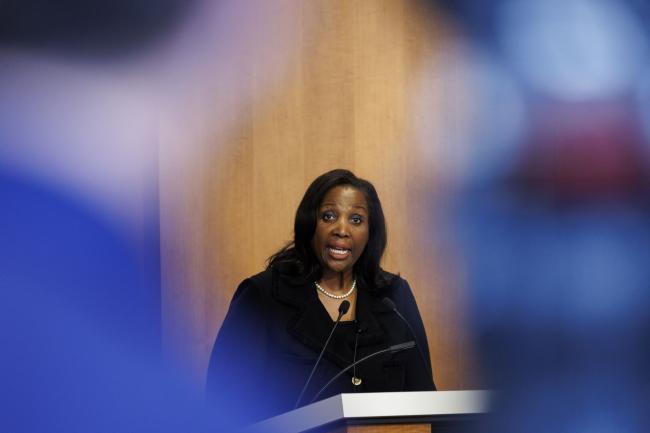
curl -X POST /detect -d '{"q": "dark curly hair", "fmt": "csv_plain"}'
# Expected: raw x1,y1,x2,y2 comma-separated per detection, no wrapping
267,169,392,291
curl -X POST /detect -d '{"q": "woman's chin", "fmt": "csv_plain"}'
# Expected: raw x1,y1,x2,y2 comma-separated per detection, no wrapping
322,261,353,277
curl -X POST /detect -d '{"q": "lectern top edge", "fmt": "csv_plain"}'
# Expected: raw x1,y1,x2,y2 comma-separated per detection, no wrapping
246,390,490,433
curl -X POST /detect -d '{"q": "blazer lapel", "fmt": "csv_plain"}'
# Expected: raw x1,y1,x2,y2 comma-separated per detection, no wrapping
354,287,392,348
272,275,351,366
272,274,395,368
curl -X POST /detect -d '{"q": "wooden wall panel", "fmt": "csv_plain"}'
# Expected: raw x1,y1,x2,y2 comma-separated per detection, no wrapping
159,0,479,391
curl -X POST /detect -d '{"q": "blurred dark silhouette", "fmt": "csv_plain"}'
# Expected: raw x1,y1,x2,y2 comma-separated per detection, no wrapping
0,0,197,58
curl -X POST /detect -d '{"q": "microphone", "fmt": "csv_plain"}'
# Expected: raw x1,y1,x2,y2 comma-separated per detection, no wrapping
309,341,415,404
382,297,435,388
351,321,367,388
294,300,350,408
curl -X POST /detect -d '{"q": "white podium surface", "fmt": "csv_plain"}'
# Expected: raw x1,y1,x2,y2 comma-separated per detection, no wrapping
246,390,489,433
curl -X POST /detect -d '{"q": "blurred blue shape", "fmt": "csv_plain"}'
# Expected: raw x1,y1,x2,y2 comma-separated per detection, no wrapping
422,0,650,431
456,175,650,432
454,119,650,432
497,0,648,100
443,50,527,183
0,169,231,432
636,69,650,146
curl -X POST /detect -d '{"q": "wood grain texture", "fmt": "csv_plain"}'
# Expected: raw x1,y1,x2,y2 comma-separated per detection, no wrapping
159,0,480,390
327,423,431,433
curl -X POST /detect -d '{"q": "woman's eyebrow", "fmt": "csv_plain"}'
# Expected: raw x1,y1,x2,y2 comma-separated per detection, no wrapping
319,202,367,211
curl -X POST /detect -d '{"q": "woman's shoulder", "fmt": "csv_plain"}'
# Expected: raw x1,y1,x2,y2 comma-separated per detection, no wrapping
375,269,409,291
229,268,276,304
373,271,423,321
373,270,416,304
246,268,275,287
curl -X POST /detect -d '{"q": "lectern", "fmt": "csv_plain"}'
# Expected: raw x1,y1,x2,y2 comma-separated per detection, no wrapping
245,390,489,433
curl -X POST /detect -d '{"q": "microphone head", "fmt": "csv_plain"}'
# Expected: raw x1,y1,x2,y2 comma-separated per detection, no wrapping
381,297,397,310
339,300,351,314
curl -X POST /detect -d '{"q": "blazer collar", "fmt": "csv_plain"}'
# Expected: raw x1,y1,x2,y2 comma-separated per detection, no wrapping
272,273,394,367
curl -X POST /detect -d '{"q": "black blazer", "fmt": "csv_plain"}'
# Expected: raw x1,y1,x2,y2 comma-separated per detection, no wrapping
207,268,435,426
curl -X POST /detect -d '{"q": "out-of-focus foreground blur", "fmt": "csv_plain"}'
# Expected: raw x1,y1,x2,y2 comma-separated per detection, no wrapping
425,1,650,432
2,0,649,431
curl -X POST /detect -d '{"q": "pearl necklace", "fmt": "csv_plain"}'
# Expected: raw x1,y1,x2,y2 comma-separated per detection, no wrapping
315,279,357,299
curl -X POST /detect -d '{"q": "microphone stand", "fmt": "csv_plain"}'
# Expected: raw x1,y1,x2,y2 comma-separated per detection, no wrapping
308,341,415,404
294,300,350,409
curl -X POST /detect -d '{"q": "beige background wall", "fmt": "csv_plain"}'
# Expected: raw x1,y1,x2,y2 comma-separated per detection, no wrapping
159,0,478,391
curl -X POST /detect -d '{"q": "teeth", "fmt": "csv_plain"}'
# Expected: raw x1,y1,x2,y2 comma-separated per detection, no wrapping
329,247,349,254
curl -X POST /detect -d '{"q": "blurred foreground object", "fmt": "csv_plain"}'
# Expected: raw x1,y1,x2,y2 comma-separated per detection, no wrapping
457,103,650,433
420,0,650,431
0,0,304,431
0,0,195,58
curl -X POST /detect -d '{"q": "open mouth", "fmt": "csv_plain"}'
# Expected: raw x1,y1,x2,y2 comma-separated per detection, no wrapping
327,246,351,260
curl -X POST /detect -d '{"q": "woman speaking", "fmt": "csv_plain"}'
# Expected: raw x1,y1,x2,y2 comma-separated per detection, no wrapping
207,169,435,426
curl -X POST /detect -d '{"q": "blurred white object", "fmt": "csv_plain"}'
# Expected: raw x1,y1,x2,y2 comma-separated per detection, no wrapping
497,0,648,100
0,0,304,227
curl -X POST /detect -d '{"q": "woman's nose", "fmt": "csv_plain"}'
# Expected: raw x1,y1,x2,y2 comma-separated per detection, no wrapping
333,219,350,237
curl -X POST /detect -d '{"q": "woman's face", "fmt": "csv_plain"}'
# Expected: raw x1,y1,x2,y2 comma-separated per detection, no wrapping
312,185,370,280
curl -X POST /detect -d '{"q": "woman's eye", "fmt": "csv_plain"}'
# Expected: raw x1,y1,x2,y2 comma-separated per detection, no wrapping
351,215,364,224
322,211,336,221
